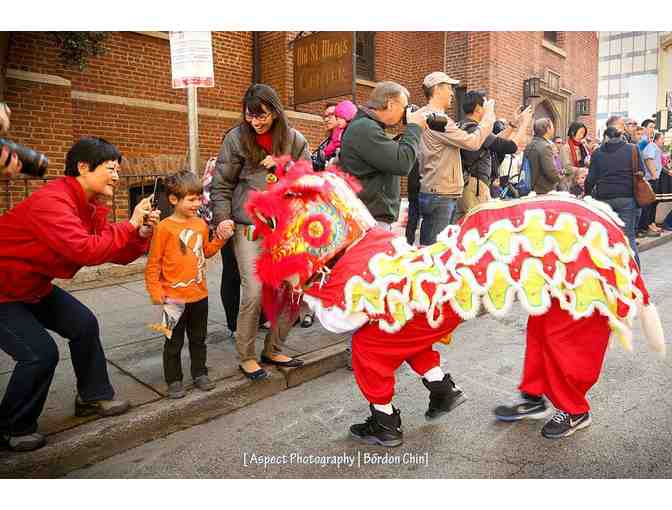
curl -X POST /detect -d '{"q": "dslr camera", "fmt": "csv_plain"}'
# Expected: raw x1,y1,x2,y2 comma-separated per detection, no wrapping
403,104,448,132
0,138,49,177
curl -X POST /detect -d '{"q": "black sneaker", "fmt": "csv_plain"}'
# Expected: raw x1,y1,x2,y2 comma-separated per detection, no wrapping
494,393,550,421
541,410,591,439
350,404,403,447
422,374,467,420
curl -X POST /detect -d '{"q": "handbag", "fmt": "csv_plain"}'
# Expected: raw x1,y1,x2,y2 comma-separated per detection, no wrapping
631,145,656,207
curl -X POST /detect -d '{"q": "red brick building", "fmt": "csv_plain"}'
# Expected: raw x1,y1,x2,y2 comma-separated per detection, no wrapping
0,31,597,217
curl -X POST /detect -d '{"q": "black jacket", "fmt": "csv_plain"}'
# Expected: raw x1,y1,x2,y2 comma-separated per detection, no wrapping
339,108,422,223
459,119,517,185
585,139,643,200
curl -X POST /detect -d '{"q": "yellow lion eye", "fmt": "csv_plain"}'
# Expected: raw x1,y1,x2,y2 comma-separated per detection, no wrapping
308,221,324,238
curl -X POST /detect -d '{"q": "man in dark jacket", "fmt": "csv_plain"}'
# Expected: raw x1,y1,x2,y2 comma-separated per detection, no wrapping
339,81,427,228
585,126,645,267
524,118,560,194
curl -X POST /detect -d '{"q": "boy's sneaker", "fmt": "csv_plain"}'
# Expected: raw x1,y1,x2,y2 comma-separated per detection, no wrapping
74,396,130,417
350,404,403,447
1,432,46,452
194,375,215,391
167,381,186,399
541,410,591,439
493,392,550,421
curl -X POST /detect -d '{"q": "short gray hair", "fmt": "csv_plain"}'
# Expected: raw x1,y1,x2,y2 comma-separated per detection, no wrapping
366,81,410,110
533,118,553,137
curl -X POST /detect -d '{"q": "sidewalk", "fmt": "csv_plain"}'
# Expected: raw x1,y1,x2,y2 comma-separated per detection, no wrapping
1,229,670,478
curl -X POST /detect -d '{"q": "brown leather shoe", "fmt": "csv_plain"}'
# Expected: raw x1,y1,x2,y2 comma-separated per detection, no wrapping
75,396,130,417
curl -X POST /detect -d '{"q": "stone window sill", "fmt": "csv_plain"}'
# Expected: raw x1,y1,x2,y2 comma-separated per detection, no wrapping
542,39,567,59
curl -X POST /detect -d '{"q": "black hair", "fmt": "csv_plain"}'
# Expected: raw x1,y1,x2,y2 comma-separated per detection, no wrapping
653,132,664,143
239,83,290,167
567,121,587,140
165,170,203,200
604,126,622,140
462,91,486,115
64,137,122,177
642,119,655,128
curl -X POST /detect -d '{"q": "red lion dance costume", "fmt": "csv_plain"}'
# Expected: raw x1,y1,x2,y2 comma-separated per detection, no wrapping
246,159,665,446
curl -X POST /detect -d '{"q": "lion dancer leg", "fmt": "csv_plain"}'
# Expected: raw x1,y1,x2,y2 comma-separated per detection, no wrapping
349,306,465,447
494,299,611,439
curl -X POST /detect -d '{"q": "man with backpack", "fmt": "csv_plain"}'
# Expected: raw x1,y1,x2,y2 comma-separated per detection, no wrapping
457,92,533,216
524,118,561,195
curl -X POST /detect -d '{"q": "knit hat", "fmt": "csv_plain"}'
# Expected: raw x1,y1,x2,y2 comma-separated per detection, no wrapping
334,100,357,122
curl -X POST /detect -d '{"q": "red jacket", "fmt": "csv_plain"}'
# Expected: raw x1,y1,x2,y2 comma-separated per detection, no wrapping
0,176,149,303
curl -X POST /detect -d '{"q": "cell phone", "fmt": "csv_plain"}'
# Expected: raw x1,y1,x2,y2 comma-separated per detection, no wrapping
150,177,160,209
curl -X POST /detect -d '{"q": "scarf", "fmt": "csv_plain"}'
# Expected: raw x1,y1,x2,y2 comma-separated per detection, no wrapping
568,137,588,168
255,132,273,154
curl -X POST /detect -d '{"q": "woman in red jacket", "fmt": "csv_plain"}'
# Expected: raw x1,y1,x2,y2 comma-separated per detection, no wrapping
0,137,159,452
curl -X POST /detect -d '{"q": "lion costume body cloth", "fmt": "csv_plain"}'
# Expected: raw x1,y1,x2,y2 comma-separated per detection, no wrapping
246,161,665,414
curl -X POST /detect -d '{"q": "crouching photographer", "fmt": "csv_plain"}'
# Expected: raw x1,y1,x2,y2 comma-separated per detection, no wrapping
0,137,160,452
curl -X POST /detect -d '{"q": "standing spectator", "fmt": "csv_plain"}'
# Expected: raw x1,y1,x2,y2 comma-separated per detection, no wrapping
145,171,234,399
559,122,589,192
311,102,338,171
585,126,642,267
339,81,427,230
623,118,638,143
0,137,160,451
637,132,665,237
570,168,588,199
632,126,644,146
210,84,309,381
523,118,560,195
456,91,530,218
638,119,655,152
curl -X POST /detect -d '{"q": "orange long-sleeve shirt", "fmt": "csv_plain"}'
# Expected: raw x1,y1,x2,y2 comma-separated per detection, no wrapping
145,216,225,304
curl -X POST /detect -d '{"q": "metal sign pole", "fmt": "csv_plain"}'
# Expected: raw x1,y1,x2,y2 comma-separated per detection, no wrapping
187,84,199,173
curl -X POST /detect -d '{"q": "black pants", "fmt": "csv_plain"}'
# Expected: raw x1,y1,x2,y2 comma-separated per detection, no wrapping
637,179,659,231
163,297,209,384
405,194,420,245
219,241,240,333
0,286,114,436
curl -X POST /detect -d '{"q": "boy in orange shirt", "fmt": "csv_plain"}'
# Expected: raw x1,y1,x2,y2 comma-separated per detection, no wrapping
145,171,234,398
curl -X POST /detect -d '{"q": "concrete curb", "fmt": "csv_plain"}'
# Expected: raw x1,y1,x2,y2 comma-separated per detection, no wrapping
0,341,349,478
638,232,672,253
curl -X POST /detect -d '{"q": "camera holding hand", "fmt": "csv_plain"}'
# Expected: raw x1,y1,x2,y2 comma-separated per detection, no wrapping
403,104,449,132
0,102,49,178
0,138,49,177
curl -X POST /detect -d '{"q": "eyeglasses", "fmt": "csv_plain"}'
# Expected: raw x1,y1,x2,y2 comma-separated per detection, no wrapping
245,111,272,122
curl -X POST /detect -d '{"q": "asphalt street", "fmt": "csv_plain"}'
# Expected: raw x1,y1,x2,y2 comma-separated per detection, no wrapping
67,241,672,478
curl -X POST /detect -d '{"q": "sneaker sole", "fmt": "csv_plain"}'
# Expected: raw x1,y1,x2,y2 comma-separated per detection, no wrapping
425,393,468,421
168,392,187,399
494,407,552,422
541,415,592,439
350,431,403,448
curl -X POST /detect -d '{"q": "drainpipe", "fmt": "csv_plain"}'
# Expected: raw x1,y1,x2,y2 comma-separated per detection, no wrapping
252,31,260,84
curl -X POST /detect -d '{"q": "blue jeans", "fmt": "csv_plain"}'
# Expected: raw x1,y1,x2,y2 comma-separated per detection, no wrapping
419,193,457,245
405,195,420,245
0,286,114,436
602,197,641,268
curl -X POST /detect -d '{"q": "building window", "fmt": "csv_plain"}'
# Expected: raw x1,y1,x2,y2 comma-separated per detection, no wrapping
356,32,375,80
543,32,558,44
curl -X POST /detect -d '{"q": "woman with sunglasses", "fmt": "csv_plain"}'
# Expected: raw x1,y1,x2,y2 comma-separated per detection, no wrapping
210,84,310,380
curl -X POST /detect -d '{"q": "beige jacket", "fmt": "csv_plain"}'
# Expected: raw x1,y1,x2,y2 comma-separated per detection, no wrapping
418,105,494,196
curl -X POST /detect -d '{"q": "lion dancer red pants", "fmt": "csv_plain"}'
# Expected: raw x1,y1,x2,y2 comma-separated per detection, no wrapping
519,299,611,415
351,304,463,405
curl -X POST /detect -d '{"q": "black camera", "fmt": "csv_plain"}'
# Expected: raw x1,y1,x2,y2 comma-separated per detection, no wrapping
0,138,49,177
403,104,448,132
